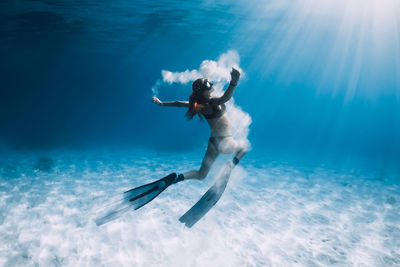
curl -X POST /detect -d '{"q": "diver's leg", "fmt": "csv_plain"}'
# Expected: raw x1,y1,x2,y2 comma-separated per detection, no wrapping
183,140,219,180
217,137,247,165
232,148,247,165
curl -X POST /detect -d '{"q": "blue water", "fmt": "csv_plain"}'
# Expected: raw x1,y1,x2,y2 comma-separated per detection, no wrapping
0,0,399,266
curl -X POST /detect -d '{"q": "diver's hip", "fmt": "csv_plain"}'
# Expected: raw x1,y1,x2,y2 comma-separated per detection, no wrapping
208,135,240,154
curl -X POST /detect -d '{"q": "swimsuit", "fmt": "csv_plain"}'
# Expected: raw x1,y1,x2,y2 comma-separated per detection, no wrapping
201,99,237,153
209,135,240,154
202,101,226,120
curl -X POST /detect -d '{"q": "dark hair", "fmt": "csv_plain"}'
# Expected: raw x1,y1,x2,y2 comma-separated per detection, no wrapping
185,78,210,120
192,78,203,93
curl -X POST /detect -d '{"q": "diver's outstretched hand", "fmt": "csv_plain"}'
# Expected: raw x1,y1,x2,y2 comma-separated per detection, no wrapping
152,96,162,105
230,68,240,85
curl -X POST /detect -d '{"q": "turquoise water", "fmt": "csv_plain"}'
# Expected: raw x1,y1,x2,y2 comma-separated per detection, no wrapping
1,0,399,165
0,0,399,265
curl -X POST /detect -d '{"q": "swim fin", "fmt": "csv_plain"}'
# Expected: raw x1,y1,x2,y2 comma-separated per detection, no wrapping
124,172,182,210
95,173,182,226
179,161,233,228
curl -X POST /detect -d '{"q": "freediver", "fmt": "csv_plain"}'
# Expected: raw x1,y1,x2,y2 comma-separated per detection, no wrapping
96,68,247,227
151,67,246,182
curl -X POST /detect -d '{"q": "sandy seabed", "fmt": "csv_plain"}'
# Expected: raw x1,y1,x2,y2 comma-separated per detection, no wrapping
0,150,399,266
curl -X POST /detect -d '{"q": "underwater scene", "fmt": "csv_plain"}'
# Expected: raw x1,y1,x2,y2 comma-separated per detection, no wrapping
0,0,399,266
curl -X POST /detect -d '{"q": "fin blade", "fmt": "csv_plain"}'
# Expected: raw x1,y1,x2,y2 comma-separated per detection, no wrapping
95,174,175,226
95,204,132,226
179,162,233,228
132,182,167,210
179,188,220,227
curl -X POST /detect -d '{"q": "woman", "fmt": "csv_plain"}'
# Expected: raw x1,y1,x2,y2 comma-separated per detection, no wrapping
95,68,247,226
152,67,246,181
123,68,246,211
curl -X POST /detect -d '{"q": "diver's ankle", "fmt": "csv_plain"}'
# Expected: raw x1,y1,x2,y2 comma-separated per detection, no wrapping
173,173,185,184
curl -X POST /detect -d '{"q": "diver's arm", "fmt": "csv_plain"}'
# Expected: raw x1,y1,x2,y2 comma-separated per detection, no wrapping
214,68,240,104
217,83,236,104
161,101,189,107
152,97,189,107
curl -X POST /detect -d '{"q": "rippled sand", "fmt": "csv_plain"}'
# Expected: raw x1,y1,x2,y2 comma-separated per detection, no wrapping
0,150,399,266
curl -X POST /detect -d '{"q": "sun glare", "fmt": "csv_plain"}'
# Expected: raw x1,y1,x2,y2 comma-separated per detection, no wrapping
252,0,400,100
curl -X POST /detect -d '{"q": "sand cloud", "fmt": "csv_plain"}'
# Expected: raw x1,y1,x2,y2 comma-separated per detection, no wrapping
153,50,251,150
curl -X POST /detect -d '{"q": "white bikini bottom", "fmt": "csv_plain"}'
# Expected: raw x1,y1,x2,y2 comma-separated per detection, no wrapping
209,136,240,154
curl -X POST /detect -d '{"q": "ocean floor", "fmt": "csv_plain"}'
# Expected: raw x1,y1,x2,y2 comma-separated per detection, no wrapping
0,149,399,266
